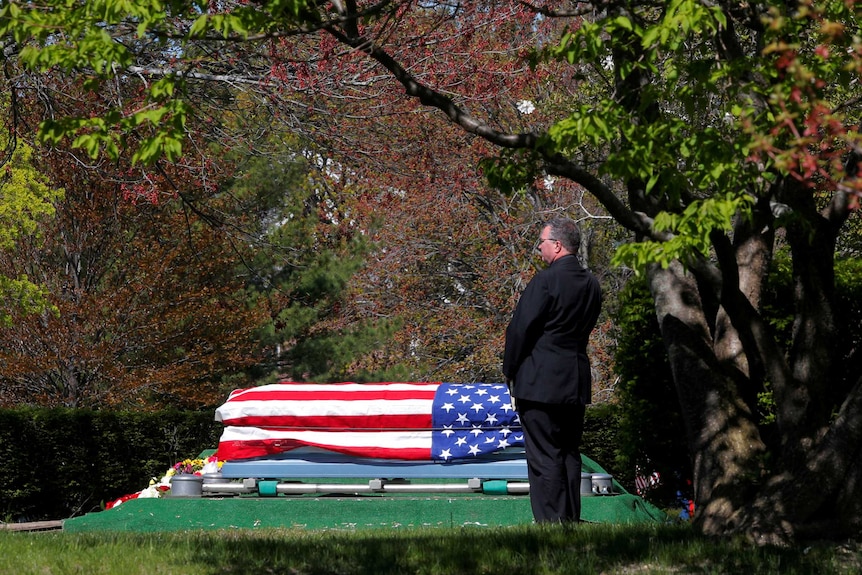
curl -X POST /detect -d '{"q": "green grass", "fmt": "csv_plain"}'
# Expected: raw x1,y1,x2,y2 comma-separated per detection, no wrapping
1,523,860,575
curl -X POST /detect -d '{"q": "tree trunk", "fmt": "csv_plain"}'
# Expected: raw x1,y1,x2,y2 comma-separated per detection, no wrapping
649,262,769,538
651,255,862,545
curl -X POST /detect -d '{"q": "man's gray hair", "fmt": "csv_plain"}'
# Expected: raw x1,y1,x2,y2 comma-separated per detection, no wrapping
546,217,581,253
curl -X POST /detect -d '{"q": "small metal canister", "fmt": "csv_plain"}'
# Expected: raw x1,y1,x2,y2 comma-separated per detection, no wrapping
591,473,614,495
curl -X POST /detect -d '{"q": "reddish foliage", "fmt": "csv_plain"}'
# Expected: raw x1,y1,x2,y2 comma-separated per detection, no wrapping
0,83,269,408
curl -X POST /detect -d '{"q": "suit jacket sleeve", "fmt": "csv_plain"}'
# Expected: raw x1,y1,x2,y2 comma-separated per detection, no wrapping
502,273,549,380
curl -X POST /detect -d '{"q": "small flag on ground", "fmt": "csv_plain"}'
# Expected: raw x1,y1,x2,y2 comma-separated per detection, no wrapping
635,466,662,495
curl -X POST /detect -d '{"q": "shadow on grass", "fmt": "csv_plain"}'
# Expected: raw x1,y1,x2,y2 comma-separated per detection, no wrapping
114,523,860,575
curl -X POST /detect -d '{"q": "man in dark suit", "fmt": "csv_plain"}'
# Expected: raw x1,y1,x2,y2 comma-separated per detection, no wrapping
503,217,602,523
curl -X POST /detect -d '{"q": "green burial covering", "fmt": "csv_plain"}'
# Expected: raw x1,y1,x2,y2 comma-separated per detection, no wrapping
64,453,666,532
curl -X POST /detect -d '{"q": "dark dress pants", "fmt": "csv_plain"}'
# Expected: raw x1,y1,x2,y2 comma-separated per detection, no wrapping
518,399,586,523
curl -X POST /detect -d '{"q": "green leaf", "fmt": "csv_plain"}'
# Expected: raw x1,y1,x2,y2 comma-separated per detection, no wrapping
613,16,634,32
150,78,176,99
189,14,209,37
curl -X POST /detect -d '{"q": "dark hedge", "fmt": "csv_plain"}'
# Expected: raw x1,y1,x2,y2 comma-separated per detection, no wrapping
0,408,222,522
0,406,623,522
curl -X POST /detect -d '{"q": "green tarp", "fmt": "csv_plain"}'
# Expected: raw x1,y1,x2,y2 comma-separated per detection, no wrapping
64,454,667,533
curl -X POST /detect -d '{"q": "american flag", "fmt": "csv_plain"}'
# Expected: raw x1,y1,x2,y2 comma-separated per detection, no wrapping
635,465,662,495
430,383,523,460
214,382,523,462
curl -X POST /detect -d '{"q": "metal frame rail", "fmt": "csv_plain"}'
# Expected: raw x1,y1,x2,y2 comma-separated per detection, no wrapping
203,449,531,497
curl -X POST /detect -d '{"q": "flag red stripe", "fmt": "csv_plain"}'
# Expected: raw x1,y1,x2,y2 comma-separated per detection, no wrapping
225,389,439,402
225,382,440,401
218,413,433,430
216,439,431,461
216,425,433,460
215,382,441,461
215,382,439,432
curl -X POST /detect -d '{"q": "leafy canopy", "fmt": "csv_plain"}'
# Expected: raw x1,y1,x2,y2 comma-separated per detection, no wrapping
515,0,862,272
0,122,64,326
1,0,317,165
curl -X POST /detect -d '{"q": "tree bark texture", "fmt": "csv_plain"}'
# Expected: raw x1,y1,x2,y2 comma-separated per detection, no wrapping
647,201,862,544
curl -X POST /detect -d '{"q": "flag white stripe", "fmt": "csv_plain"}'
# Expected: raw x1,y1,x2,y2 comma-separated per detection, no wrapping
215,398,435,421
219,425,433,449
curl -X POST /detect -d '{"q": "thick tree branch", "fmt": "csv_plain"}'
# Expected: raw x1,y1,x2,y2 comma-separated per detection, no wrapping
126,66,271,86
323,22,653,237
709,229,791,394
517,0,604,18
330,28,539,148
543,156,651,235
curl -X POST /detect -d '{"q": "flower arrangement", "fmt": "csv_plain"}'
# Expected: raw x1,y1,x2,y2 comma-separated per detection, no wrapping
105,455,223,509
169,457,221,476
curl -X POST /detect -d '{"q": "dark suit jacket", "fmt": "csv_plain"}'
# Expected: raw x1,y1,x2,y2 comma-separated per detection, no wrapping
502,254,602,405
